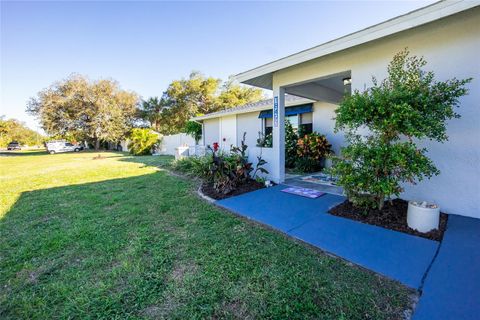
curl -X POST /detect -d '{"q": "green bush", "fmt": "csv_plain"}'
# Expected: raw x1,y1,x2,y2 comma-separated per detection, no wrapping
128,128,160,156
256,120,298,168
297,132,332,161
331,135,438,209
171,156,211,179
295,157,321,173
285,120,298,168
294,132,332,173
331,49,472,210
256,131,272,148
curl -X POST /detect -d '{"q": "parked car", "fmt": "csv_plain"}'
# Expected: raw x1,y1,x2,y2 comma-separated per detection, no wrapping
7,141,21,150
46,140,81,154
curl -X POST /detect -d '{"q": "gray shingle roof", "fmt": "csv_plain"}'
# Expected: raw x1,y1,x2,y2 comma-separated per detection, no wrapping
191,95,308,121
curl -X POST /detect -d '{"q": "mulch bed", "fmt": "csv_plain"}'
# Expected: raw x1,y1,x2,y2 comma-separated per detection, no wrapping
201,179,265,200
328,199,448,241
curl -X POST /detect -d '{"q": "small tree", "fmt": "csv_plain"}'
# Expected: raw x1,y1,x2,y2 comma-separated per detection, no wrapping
330,49,472,210
184,121,202,144
128,128,159,156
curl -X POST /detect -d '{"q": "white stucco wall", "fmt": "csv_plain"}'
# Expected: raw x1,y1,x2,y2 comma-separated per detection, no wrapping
236,112,262,148
203,118,220,148
312,101,344,156
202,110,275,180
271,8,480,218
248,146,274,180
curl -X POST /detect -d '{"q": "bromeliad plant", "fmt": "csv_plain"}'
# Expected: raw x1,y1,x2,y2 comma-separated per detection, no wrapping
330,49,472,210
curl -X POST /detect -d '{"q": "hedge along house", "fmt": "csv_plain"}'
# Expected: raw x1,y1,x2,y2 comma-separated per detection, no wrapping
192,0,480,219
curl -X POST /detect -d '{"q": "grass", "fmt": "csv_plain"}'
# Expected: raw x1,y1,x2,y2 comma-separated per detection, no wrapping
0,151,414,319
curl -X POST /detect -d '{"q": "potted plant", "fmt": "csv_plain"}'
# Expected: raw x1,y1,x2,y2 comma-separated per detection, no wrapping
407,201,440,233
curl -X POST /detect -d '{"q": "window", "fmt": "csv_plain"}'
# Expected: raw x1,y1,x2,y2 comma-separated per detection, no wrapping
299,112,313,135
286,115,299,129
264,117,273,136
262,111,313,136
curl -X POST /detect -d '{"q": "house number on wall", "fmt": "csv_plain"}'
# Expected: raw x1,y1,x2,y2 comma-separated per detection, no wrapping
273,96,278,127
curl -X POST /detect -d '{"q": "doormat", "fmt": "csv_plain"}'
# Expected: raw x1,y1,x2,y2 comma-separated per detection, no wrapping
281,187,326,199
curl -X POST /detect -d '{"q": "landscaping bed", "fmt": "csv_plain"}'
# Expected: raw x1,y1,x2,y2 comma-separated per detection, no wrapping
329,199,448,241
201,179,265,200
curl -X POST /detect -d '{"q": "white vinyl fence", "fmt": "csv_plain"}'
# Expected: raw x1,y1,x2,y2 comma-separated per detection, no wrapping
158,133,202,156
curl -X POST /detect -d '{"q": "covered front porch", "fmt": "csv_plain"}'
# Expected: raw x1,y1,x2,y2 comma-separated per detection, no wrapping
268,71,351,183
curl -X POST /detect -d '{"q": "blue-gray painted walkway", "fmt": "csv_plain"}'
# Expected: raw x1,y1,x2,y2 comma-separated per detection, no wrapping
217,185,480,319
413,214,480,320
216,185,439,289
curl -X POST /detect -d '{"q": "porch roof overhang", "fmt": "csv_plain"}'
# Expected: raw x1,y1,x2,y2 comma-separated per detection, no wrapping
234,1,479,90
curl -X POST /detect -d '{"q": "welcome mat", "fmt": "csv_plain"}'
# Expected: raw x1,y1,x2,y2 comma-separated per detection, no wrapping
301,173,338,185
281,187,326,199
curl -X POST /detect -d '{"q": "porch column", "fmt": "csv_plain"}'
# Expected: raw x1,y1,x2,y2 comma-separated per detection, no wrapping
272,86,285,183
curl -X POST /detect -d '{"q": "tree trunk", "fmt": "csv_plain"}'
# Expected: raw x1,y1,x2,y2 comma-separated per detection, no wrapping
94,139,100,150
378,194,385,211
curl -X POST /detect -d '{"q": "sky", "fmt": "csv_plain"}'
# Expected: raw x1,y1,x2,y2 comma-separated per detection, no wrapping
1,0,435,131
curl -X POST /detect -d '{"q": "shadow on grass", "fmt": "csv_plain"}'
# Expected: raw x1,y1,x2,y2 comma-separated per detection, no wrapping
0,170,192,318
0,150,129,158
0,165,414,319
0,150,48,156
118,154,174,168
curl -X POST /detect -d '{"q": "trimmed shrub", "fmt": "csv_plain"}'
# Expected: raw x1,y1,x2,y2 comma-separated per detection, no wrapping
295,157,321,173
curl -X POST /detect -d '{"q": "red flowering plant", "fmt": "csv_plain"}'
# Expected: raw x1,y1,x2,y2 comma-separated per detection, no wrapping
204,133,268,194
297,133,332,161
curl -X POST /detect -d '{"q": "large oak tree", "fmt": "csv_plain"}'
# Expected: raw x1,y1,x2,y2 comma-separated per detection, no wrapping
27,74,139,149
140,72,264,134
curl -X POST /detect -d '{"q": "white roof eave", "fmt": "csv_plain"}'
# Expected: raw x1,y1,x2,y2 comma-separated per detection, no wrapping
234,0,479,89
191,97,313,121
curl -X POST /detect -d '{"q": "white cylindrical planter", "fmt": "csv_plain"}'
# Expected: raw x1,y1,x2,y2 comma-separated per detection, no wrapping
407,201,440,233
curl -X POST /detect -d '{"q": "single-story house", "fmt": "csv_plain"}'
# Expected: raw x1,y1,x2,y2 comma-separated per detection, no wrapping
192,0,480,219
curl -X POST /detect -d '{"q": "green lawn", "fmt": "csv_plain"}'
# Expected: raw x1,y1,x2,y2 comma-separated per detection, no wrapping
0,151,414,319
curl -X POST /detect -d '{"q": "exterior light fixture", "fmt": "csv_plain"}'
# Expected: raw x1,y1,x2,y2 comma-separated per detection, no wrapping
343,77,352,86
